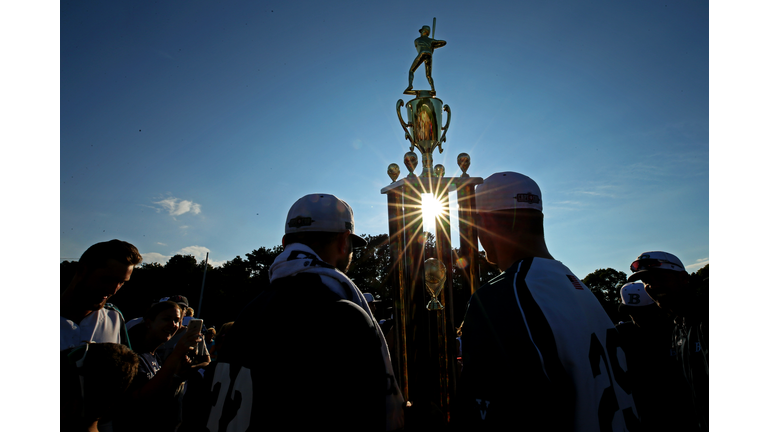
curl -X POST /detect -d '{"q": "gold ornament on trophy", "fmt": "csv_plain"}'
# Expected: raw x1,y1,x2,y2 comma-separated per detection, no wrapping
424,258,447,310
404,151,419,177
387,163,401,183
457,153,471,178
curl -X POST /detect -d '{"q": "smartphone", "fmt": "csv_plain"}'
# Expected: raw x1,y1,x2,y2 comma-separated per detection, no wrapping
187,319,203,336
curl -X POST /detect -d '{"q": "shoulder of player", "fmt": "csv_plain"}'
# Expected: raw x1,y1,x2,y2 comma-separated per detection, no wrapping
473,257,533,295
324,300,376,332
276,272,345,300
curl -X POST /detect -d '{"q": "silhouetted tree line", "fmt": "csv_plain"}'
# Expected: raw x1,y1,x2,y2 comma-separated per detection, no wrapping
60,245,284,329
70,234,713,329
60,233,503,330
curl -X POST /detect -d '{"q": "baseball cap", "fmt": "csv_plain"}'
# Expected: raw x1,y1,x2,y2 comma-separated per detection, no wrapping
285,193,367,248
160,295,189,308
619,283,655,308
627,251,686,282
363,293,379,303
475,172,542,213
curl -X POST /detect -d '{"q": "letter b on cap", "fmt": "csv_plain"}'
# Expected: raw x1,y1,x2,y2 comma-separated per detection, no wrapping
628,293,641,305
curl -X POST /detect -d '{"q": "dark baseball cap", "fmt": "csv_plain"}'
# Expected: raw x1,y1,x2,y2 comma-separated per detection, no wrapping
163,295,189,308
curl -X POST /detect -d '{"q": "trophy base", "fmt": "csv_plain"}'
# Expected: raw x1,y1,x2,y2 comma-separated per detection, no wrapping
404,89,435,98
426,298,444,310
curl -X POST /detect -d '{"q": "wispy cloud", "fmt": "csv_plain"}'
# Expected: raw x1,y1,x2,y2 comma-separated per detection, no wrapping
154,197,202,216
573,189,618,199
178,245,210,260
550,200,586,207
686,257,709,272
141,252,172,265
177,246,227,267
156,242,166,246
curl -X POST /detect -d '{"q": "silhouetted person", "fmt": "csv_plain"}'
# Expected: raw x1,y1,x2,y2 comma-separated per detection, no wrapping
616,283,699,432
455,172,638,431
627,251,708,431
184,194,404,431
113,301,201,432
61,239,142,350
60,342,139,432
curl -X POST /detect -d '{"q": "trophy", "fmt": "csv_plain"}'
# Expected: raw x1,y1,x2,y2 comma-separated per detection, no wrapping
424,258,447,310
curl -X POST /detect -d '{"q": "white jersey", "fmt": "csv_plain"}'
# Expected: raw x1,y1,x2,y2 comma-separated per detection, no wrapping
457,257,638,431
60,307,122,350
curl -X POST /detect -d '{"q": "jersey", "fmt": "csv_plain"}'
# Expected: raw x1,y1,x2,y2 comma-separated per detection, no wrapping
113,327,182,432
60,304,126,350
673,310,708,431
456,257,638,431
616,321,699,432
180,272,394,432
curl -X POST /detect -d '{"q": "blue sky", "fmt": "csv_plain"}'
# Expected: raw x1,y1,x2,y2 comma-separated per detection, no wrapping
56,0,709,279
6,0,768,426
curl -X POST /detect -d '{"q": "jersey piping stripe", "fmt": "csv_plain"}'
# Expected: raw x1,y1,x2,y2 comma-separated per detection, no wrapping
511,259,552,381
512,258,566,385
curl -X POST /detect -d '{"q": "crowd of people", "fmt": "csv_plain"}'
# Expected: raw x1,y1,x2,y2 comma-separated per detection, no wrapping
60,171,708,431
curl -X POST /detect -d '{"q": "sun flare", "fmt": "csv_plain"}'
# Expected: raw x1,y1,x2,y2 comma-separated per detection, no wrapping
421,193,446,231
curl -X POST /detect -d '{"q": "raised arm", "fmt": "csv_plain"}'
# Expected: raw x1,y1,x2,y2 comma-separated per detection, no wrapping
432,39,446,49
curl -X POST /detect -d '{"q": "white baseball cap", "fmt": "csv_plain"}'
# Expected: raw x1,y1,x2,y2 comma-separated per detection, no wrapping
285,193,367,248
619,282,655,307
475,172,543,213
627,251,686,282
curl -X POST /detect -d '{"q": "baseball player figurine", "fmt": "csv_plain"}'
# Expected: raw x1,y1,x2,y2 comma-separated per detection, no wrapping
405,23,446,94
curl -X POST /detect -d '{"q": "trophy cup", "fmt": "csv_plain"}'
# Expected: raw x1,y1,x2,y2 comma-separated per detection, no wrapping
396,98,451,178
424,258,447,310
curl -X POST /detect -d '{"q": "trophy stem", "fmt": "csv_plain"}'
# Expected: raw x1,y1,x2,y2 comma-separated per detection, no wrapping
421,151,435,177
426,297,444,310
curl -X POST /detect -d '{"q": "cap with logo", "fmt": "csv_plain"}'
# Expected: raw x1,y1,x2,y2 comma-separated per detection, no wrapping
619,282,654,308
285,193,367,248
475,172,543,213
627,251,686,282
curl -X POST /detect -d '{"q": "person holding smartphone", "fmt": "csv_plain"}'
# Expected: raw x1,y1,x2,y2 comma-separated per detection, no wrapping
155,295,210,371
113,301,201,432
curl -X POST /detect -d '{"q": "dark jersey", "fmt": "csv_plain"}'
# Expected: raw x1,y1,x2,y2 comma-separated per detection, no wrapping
113,326,181,432
456,257,638,431
181,272,394,431
616,321,699,432
673,309,708,431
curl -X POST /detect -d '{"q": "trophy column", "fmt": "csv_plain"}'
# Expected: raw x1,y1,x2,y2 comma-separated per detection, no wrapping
381,20,484,424
381,173,483,424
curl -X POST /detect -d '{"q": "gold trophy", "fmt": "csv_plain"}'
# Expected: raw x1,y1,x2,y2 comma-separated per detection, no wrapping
424,258,447,310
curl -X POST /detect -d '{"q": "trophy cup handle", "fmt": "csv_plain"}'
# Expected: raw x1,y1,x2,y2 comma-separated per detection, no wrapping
396,99,415,151
437,104,451,154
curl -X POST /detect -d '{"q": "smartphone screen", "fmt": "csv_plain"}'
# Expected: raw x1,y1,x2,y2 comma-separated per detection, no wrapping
187,319,203,335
